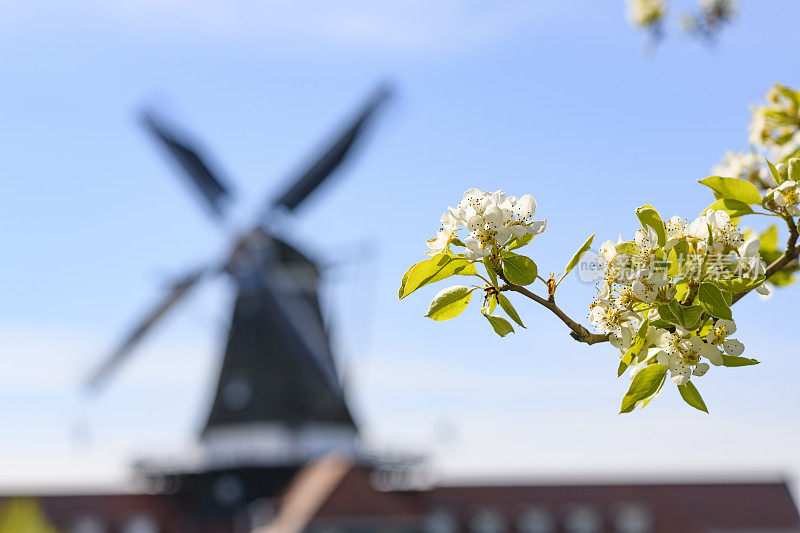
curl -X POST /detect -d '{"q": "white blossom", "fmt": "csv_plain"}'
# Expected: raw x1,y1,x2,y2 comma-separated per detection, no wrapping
765,180,800,217
426,212,460,256
703,209,745,250
631,268,667,304
706,318,744,356
655,333,721,385
590,206,759,394
427,188,546,260
748,84,800,161
634,226,659,254
712,151,774,189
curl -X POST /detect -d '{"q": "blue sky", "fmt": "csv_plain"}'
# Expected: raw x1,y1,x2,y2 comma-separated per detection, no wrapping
1,0,800,492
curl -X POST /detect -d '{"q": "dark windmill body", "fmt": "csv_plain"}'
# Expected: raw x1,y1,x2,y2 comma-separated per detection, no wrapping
201,231,358,467
86,86,392,514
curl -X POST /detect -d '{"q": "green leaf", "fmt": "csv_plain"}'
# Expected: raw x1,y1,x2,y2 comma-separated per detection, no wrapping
769,269,798,287
789,158,800,183
681,305,705,330
677,381,708,413
617,360,628,378
565,234,595,276
635,205,666,246
658,300,702,330
658,300,689,327
668,242,690,277
620,364,668,414
503,254,538,286
622,320,649,366
483,257,499,287
766,158,784,185
484,313,514,337
615,241,641,256
722,289,732,306
760,225,779,252
497,293,525,328
721,355,760,367
673,279,689,302
776,85,800,106
400,254,477,299
657,302,680,327
713,276,765,293
666,248,680,277
507,233,533,251
399,263,415,299
425,286,473,321
699,176,762,205
697,282,732,320
486,294,497,315
703,198,754,218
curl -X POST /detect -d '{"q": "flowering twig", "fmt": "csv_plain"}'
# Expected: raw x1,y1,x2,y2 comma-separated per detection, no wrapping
496,213,799,347
404,179,800,413
497,216,799,346
731,215,799,304
498,273,608,345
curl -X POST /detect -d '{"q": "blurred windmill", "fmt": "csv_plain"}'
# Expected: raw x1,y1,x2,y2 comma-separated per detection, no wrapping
86,84,392,473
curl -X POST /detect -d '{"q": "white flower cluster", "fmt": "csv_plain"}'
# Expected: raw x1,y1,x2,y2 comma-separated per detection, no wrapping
764,165,800,217
426,188,546,260
712,151,774,189
626,0,666,27
590,209,764,386
647,318,743,385
749,84,800,162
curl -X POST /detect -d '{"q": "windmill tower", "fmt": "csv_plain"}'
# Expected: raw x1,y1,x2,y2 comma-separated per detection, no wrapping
86,86,391,482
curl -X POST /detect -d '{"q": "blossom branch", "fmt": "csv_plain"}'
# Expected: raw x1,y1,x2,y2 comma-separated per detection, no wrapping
498,274,608,345
497,213,799,346
732,215,799,304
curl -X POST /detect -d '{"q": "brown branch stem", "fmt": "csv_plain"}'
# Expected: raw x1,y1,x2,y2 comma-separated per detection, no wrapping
732,215,800,304
498,274,608,345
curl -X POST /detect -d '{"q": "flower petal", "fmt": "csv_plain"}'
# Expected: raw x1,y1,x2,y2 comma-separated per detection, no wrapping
740,238,761,258
495,227,511,245
526,219,547,235
723,339,745,357
669,357,692,386
715,318,736,335
514,195,537,221
510,225,528,238
701,343,723,366
483,205,504,231
688,217,709,240
693,362,710,376
467,215,485,239
631,280,656,303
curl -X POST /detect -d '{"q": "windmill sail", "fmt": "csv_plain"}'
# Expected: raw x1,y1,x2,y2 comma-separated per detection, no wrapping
86,267,208,391
142,111,232,219
271,85,391,213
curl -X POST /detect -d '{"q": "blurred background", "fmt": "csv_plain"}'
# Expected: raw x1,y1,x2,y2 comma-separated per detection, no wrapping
1,1,800,531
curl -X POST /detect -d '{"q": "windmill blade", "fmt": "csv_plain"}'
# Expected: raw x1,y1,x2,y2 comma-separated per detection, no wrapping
85,267,210,391
270,83,392,213
141,110,232,220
